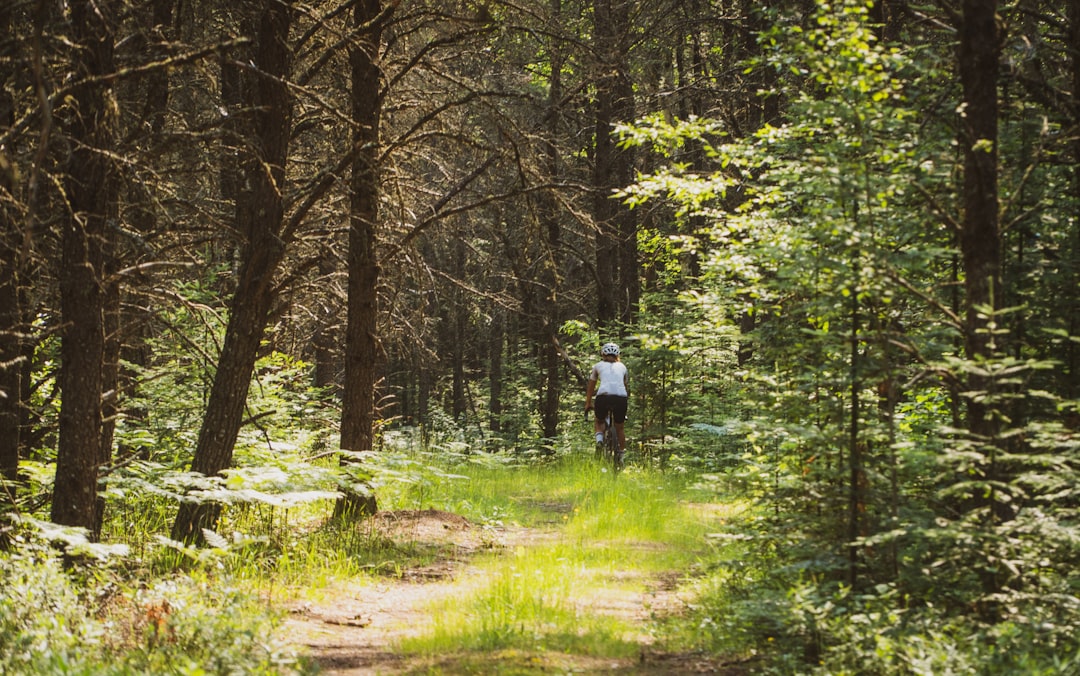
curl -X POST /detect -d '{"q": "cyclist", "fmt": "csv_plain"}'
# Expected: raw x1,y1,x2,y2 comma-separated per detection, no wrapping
584,342,629,461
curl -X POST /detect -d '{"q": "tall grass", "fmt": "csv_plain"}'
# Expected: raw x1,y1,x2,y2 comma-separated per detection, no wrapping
391,450,738,660
409,542,640,658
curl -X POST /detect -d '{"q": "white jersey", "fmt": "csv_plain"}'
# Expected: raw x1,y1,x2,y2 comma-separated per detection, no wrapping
590,360,628,397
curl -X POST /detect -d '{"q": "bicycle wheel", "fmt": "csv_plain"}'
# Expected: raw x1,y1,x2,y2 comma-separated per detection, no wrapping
596,415,608,460
604,414,621,471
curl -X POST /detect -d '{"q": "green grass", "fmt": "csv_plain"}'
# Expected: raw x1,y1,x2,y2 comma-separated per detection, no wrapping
3,440,747,675
407,544,641,658
389,451,742,662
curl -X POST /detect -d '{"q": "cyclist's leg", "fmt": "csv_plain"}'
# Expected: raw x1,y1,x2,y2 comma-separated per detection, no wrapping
611,396,629,452
593,396,611,444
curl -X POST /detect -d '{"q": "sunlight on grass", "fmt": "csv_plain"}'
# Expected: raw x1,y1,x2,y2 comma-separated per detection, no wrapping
84,436,752,672
393,451,740,660
115,443,749,666
397,542,641,658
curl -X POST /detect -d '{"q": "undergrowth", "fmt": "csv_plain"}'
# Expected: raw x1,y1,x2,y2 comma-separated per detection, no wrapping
21,416,1071,674
0,420,738,674
0,536,312,675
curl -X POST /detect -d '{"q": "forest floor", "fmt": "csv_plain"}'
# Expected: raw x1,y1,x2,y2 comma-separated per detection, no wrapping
282,507,752,675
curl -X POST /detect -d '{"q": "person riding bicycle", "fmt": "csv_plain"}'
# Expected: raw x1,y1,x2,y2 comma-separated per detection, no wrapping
584,342,629,459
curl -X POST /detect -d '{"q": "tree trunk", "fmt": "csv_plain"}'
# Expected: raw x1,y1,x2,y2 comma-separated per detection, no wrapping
450,237,467,422
488,308,504,434
214,29,244,300
610,2,638,326
957,0,1004,609
1067,0,1080,399
0,0,21,489
338,0,388,519
172,0,293,542
958,0,1001,443
847,271,863,588
0,223,20,489
52,0,117,531
312,254,340,391
539,0,564,445
95,245,120,537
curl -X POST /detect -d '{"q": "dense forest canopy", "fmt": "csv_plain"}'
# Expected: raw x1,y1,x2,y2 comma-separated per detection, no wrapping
2,0,1080,671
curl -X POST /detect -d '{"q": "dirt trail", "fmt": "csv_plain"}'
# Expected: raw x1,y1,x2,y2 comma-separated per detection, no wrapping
283,509,748,675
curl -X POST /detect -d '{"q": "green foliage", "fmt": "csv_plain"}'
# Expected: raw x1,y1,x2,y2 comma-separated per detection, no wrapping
0,532,311,675
631,497,799,663
781,581,1080,675
619,0,1080,672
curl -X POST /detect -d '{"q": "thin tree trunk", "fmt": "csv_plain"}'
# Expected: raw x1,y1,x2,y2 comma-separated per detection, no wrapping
52,0,117,531
0,0,21,490
1067,0,1080,399
488,308,504,434
312,252,341,391
540,339,559,444
214,31,243,300
338,0,389,518
958,0,1002,445
0,231,20,489
451,237,467,422
539,0,564,445
609,2,637,325
959,0,1001,416
172,0,293,542
95,247,120,537
878,345,901,582
958,0,1004,609
847,267,863,588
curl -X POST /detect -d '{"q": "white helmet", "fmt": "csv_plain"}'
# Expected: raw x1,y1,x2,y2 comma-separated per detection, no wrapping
601,342,620,357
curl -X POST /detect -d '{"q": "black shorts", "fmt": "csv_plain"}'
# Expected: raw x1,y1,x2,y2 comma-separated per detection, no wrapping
593,394,628,424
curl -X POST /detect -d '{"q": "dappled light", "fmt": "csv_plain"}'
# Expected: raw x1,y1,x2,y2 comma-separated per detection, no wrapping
2,0,1079,673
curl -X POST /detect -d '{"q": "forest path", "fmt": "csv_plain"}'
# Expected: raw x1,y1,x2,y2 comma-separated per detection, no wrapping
282,507,748,675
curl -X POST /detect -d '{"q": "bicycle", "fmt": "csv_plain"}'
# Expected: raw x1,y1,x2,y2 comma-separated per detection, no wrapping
590,408,624,472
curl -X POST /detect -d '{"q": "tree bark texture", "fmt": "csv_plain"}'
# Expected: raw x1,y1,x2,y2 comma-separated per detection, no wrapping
958,0,1001,436
52,0,117,531
958,0,1006,609
1067,0,1080,399
312,253,340,390
0,222,20,488
488,308,504,434
0,0,21,487
172,0,293,542
537,0,564,444
450,237,467,422
338,0,388,518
